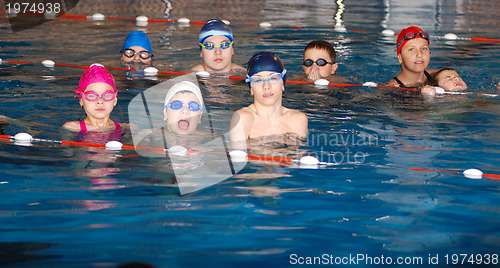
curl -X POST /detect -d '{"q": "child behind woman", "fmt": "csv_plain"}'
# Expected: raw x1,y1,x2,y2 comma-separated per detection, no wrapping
421,68,468,95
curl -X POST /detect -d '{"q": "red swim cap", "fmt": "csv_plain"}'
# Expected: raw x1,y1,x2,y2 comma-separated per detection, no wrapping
75,65,116,98
396,26,429,56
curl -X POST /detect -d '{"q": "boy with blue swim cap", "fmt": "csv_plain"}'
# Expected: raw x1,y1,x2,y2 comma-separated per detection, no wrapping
191,19,245,74
230,52,308,142
121,31,154,66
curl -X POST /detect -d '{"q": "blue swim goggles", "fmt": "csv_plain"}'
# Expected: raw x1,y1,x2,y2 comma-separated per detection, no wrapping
245,69,287,85
165,100,203,112
199,40,233,50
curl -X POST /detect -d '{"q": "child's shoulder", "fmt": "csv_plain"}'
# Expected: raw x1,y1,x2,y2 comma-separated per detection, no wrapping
284,107,307,120
385,77,400,87
190,63,204,72
236,105,256,117
426,69,439,77
231,63,246,72
62,121,81,132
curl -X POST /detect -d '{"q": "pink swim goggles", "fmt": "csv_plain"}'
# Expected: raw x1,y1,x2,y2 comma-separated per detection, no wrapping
80,90,117,102
75,65,117,100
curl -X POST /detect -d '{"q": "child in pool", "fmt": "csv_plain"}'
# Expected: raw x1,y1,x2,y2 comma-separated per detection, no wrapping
120,30,154,66
386,26,437,88
163,81,204,135
302,40,339,81
230,52,308,141
421,68,468,95
191,19,246,74
63,65,123,136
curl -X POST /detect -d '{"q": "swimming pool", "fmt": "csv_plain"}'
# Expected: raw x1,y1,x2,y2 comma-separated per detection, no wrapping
1,0,499,267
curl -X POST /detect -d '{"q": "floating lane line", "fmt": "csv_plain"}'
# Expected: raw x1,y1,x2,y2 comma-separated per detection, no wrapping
7,135,495,172
0,134,163,152
2,58,421,90
5,59,498,94
4,10,499,40
410,168,500,180
0,134,311,167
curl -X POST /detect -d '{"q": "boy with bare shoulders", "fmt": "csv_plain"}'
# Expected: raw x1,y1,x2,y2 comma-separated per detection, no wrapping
230,52,308,142
191,19,245,74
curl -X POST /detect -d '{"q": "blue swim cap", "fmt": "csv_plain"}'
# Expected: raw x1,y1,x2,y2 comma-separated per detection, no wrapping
122,31,153,53
246,52,286,87
199,19,233,44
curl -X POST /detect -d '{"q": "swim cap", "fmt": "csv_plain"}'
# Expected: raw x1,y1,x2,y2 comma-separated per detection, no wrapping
164,81,204,116
396,26,429,56
246,52,286,87
122,30,153,53
76,65,116,98
199,19,233,44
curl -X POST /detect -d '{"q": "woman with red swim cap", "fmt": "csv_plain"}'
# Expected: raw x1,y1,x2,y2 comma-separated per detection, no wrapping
63,65,123,138
386,26,437,89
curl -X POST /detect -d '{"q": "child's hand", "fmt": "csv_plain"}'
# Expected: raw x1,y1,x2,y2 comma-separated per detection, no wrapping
421,85,436,96
307,65,321,81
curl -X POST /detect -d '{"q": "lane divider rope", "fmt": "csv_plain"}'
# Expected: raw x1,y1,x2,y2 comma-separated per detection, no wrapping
1,59,419,91
410,167,500,180
3,10,500,42
0,133,329,167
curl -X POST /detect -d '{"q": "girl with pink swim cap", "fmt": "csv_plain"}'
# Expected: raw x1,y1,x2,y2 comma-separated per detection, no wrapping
63,65,123,137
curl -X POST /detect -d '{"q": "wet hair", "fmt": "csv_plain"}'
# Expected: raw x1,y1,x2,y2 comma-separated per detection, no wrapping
304,40,336,64
431,68,456,86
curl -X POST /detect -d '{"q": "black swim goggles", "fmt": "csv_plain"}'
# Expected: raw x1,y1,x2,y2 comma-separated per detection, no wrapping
165,100,203,112
396,32,430,50
302,58,333,67
120,49,154,59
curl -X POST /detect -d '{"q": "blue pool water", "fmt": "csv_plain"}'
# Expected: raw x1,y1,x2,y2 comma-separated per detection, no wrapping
1,0,500,267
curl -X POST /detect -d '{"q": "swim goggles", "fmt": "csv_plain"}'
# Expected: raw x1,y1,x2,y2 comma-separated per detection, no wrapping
120,49,154,59
245,69,287,85
165,100,203,112
396,31,430,50
302,58,333,67
199,40,233,50
81,90,117,102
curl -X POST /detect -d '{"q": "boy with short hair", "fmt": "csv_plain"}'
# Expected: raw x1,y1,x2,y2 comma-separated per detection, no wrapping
302,40,339,81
